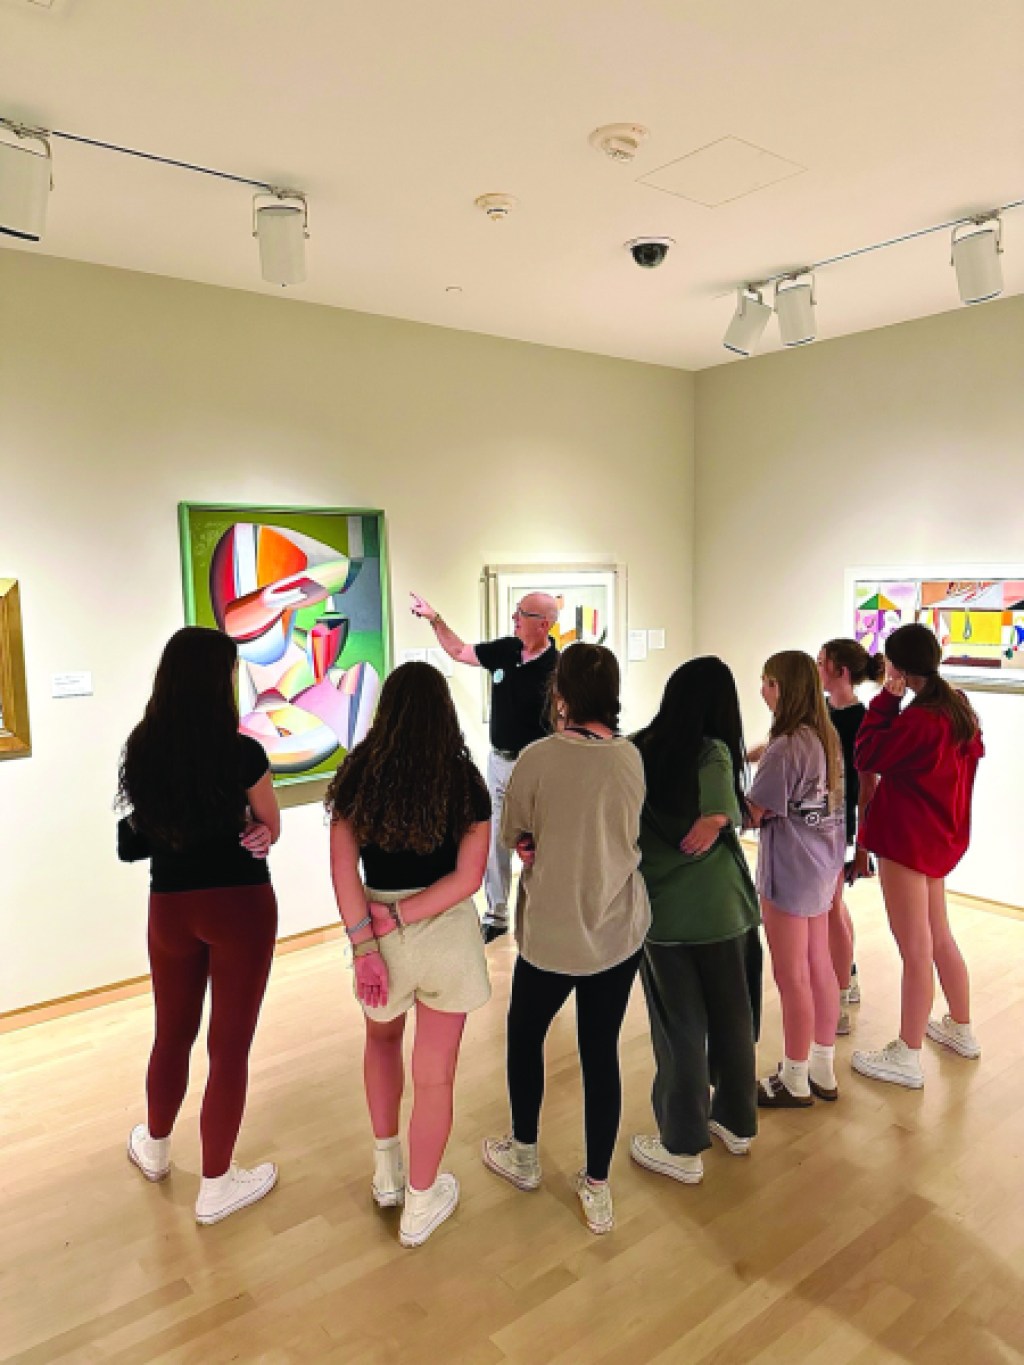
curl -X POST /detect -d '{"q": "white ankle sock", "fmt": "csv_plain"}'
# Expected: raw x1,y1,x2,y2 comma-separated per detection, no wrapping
809,1043,836,1089
781,1056,810,1096
374,1135,400,1152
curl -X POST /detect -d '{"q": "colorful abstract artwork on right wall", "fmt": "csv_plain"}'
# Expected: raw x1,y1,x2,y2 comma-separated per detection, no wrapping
853,577,1024,691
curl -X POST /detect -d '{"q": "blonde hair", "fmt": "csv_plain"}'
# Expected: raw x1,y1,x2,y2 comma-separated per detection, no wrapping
764,650,843,812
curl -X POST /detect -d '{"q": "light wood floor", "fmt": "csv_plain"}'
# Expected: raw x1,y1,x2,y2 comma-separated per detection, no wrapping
3,883,1024,1365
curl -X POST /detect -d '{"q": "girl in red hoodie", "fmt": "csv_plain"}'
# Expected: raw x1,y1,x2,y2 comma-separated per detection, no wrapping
851,623,984,1089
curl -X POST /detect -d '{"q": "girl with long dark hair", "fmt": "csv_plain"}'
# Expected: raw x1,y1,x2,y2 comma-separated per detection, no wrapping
326,662,491,1248
117,626,281,1224
629,658,761,1184
851,623,984,1088
481,644,649,1235
817,638,884,1032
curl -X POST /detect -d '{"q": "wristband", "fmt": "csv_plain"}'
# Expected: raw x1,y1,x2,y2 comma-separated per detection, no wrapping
347,914,372,936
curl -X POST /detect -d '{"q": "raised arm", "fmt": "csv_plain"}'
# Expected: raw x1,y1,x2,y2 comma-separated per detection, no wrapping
410,592,479,666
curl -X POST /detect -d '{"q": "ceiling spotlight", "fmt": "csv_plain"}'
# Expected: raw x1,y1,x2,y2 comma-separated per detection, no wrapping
0,122,52,241
253,191,308,287
775,273,816,346
723,286,771,357
951,216,1003,305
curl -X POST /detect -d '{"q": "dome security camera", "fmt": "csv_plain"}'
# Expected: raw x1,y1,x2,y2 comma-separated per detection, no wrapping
625,236,675,268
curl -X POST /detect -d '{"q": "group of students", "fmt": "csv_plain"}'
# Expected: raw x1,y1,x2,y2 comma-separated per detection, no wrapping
116,616,984,1244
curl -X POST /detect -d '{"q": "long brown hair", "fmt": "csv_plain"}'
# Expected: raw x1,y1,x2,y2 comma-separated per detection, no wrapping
885,623,979,744
325,662,488,853
822,638,885,686
764,650,843,811
117,626,244,849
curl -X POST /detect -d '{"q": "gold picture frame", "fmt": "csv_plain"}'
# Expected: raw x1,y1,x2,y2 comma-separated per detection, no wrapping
0,579,31,758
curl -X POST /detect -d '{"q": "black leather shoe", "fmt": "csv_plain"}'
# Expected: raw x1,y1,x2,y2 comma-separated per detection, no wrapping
481,921,508,944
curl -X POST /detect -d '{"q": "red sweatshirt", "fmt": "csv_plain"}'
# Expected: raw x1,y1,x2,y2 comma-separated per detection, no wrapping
854,687,983,877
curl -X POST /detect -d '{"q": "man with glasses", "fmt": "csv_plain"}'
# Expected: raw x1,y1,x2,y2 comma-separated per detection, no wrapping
410,589,559,942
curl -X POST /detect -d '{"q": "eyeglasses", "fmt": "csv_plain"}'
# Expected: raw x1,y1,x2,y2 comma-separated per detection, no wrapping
513,606,546,620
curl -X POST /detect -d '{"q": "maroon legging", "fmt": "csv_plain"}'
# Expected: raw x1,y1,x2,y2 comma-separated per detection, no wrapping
146,884,277,1177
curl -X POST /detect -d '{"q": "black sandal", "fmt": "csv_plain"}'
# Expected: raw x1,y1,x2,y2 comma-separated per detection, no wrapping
757,1069,814,1109
809,1078,839,1102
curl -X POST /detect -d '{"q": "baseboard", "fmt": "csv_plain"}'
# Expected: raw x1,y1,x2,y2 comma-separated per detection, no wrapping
0,922,345,1035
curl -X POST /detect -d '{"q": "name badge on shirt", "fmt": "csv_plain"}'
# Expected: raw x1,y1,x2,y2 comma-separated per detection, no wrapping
494,669,505,684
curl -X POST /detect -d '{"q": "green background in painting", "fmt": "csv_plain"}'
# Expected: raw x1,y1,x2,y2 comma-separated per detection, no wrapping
179,503,391,786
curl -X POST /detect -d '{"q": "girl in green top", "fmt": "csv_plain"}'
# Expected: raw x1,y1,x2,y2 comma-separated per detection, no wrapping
630,657,761,1184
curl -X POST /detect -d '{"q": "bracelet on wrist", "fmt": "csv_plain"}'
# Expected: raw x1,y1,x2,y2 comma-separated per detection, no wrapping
347,913,372,936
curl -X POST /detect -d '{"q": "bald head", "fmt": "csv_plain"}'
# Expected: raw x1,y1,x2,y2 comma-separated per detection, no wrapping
522,592,559,626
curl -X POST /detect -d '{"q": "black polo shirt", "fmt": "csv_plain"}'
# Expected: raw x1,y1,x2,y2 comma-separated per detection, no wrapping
475,636,558,756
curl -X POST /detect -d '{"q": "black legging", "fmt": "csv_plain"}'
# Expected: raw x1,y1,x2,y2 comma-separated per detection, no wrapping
507,950,642,1181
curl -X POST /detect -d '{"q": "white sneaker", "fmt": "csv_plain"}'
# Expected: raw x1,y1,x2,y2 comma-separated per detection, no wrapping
926,1014,981,1060
371,1140,405,1207
708,1121,752,1156
851,1039,924,1089
847,969,861,1006
573,1171,614,1234
630,1134,704,1183
195,1162,278,1225
127,1124,171,1182
481,1135,541,1191
399,1173,459,1247
836,1009,852,1036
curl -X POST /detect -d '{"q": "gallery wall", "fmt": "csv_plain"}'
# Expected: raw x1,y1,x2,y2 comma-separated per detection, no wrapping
693,295,1024,908
0,251,695,1012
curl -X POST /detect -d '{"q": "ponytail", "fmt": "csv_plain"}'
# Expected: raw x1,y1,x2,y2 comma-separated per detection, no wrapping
822,638,885,686
912,676,979,745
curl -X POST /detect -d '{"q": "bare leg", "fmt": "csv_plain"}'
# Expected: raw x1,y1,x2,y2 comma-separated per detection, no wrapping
827,870,855,991
364,1014,406,1139
808,910,840,1045
761,899,812,1062
407,1002,466,1191
878,858,933,1049
927,878,971,1024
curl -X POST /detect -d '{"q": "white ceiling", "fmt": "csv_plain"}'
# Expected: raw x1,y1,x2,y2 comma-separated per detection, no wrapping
1,0,1022,369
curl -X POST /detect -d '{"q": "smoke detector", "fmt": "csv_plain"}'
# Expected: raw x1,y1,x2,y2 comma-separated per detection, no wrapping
589,123,650,163
475,193,518,221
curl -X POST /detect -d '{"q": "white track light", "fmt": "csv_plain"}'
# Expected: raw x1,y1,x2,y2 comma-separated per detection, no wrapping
0,124,51,241
951,217,1003,304
775,273,816,346
253,192,309,287
723,287,771,356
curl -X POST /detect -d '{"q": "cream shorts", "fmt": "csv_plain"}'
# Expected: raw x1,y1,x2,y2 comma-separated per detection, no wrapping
358,888,492,1023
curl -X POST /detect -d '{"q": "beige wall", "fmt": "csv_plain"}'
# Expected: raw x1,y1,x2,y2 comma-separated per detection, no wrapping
0,252,695,1012
694,296,1024,908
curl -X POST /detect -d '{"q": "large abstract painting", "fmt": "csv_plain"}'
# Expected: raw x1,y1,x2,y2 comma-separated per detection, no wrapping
180,505,390,783
851,572,1024,692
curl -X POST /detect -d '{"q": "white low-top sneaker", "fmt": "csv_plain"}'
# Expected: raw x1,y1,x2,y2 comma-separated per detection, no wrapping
127,1124,171,1182
399,1173,459,1247
852,1039,924,1089
708,1121,752,1156
195,1162,278,1225
574,1171,614,1234
926,1014,981,1060
630,1134,704,1183
481,1135,542,1191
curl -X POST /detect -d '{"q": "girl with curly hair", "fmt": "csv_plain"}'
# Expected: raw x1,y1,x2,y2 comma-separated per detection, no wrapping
326,662,491,1247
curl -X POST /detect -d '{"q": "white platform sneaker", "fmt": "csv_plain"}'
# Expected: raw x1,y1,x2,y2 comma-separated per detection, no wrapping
481,1135,542,1191
398,1173,459,1247
630,1134,704,1183
926,1014,981,1060
195,1162,278,1225
851,1038,924,1089
371,1137,406,1207
127,1124,171,1182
